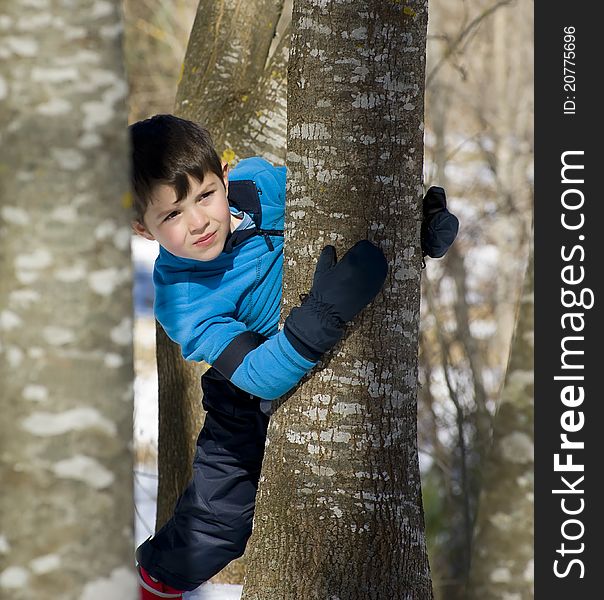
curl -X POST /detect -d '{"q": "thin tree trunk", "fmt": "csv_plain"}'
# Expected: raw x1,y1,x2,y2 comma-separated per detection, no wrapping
0,2,135,598
466,243,533,599
242,2,433,598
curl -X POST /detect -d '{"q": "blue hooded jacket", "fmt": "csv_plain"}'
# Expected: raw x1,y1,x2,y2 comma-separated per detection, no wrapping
152,157,318,400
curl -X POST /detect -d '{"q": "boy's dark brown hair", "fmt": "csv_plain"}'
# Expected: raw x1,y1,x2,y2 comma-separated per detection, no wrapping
129,114,224,224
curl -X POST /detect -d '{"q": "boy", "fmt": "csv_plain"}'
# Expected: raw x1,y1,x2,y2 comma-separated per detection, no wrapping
130,114,457,598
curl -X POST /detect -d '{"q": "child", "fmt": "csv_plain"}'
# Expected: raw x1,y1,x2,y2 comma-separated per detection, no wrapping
129,114,457,598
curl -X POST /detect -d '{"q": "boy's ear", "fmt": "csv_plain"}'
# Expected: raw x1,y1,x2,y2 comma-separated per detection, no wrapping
131,220,155,241
221,161,229,192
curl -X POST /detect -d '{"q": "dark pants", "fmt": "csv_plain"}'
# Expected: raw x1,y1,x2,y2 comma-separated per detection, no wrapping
136,367,270,591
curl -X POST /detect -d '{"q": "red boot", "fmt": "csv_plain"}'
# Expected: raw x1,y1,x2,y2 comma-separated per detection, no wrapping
137,564,184,599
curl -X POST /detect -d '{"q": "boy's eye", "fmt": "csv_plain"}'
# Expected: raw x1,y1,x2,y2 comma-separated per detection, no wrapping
198,190,215,201
164,211,179,222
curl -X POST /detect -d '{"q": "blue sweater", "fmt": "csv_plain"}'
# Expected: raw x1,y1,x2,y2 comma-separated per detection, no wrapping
153,157,318,400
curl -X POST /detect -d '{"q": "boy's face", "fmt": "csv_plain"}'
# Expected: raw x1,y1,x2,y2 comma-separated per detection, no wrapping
133,163,238,261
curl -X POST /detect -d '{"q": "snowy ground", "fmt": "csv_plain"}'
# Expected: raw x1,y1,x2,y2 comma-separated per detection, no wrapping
132,236,242,600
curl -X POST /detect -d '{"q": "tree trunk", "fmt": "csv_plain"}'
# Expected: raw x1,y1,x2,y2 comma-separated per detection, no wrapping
466,243,534,599
0,2,135,599
153,0,293,582
242,2,433,598
176,0,290,163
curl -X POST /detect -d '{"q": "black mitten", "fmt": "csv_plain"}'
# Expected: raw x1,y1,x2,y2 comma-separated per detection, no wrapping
284,240,388,361
421,186,459,258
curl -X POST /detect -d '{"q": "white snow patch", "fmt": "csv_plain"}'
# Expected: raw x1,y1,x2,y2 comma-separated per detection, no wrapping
131,236,159,270
4,36,38,56
52,148,86,171
0,535,10,554
88,268,125,296
9,289,40,306
80,566,137,600
489,511,513,530
1,206,28,225
51,204,78,223
28,346,45,359
82,101,114,129
489,567,512,583
111,318,133,346
15,12,52,30
499,431,533,464
79,132,102,148
114,227,132,251
37,97,71,116
29,554,61,574
52,454,114,489
22,384,48,402
185,583,243,600
55,263,86,282
22,407,117,437
15,248,53,270
524,558,534,582
95,220,116,239
91,0,114,19
21,0,49,7
100,21,123,39
0,310,22,330
32,67,79,83
6,346,24,367
0,566,29,588
42,326,75,346
104,352,124,368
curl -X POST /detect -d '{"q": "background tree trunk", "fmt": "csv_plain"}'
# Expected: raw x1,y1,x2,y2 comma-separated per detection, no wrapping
0,2,135,598
154,0,293,585
175,0,290,163
242,1,433,598
467,242,534,599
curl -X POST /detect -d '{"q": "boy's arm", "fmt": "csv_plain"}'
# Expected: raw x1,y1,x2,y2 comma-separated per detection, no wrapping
157,241,389,401
194,241,388,400
211,326,319,401
157,290,318,401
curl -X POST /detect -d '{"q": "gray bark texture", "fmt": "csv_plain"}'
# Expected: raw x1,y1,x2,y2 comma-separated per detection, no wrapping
176,0,289,164
467,244,534,599
242,1,433,598
0,1,136,599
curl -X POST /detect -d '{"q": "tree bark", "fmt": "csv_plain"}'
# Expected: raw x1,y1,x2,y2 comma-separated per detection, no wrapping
466,243,534,599
176,0,289,163
0,2,135,598
242,2,433,598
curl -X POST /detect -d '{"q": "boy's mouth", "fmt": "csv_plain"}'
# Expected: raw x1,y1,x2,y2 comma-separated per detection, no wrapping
194,231,216,246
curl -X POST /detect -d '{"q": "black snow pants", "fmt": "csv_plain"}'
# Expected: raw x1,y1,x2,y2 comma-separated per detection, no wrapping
136,367,270,591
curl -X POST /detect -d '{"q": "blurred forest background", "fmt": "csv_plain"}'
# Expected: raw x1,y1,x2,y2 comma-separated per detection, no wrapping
123,0,533,598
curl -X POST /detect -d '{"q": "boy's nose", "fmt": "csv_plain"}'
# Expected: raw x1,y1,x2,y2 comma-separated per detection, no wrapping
187,206,209,232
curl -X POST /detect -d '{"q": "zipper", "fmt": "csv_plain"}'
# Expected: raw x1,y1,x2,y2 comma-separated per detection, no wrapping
256,228,284,252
